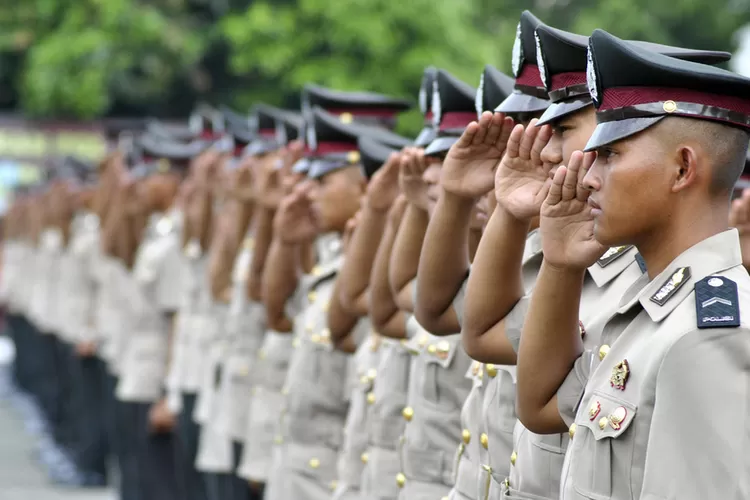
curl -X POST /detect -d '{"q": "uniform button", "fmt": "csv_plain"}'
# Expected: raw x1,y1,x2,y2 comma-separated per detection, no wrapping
311,334,321,343
308,291,317,303
568,423,576,439
274,435,283,444
485,364,498,378
329,480,338,491
598,417,608,430
312,265,322,276
360,375,369,385
281,387,289,396
503,478,510,488
366,368,377,381
599,344,610,360
360,453,369,464
510,451,517,466
441,497,449,500
309,458,320,469
462,429,471,444
396,473,406,488
418,334,428,347
427,344,437,354
480,433,489,449
292,338,300,348
322,300,330,312
305,321,314,332
367,392,375,405
257,349,267,360
402,406,414,422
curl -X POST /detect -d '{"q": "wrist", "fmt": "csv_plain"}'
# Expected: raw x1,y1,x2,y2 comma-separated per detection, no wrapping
364,198,393,215
441,189,479,212
541,258,588,280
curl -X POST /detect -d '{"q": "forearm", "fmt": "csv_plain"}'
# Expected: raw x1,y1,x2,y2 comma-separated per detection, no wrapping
462,205,529,355
388,204,428,304
247,207,275,302
328,277,361,353
339,204,388,314
516,260,584,433
261,238,300,332
370,216,404,338
415,192,472,333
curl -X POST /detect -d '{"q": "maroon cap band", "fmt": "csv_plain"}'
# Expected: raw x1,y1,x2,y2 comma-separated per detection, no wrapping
600,87,750,116
314,141,358,154
439,112,477,131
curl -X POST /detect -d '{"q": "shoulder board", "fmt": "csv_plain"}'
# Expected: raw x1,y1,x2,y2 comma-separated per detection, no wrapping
694,275,740,329
597,245,633,267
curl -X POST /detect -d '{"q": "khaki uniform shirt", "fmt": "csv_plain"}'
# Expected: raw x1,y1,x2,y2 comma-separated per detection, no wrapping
397,311,473,500
29,228,64,334
559,229,750,499
238,233,343,484
214,235,267,442
503,246,644,499
58,213,100,345
332,322,381,500
116,213,183,403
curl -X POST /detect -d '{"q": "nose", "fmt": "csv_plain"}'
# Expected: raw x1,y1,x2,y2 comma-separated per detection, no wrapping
582,155,601,192
540,138,562,167
422,164,441,185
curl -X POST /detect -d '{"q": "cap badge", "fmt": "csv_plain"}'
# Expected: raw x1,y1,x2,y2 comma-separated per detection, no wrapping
535,31,548,89
650,266,691,306
608,406,627,430
597,245,632,267
339,112,353,124
586,45,599,106
588,400,601,421
662,100,677,113
610,359,630,391
511,22,524,77
475,72,485,119
347,151,360,164
157,158,170,173
431,79,442,128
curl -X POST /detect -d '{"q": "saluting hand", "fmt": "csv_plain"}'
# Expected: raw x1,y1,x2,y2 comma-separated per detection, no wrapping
441,111,514,199
399,148,430,211
366,152,402,213
494,119,554,221
729,188,750,270
275,183,319,244
540,151,606,271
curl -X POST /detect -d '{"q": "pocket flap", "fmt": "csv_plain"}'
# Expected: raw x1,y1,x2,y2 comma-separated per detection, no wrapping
578,390,637,441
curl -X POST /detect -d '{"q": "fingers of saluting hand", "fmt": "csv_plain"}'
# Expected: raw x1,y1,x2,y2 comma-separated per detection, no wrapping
518,119,540,160
471,112,493,145
494,116,515,157
530,125,552,165
455,121,479,150
505,124,525,159
483,112,507,147
576,152,596,202
561,151,584,202
546,166,567,206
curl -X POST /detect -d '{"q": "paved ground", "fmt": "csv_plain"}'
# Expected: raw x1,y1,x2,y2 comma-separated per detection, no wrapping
0,365,114,500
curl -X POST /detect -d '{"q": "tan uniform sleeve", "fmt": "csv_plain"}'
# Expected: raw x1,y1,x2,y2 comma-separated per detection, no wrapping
504,294,531,354
639,327,750,499
155,237,184,313
556,350,596,428
452,275,469,328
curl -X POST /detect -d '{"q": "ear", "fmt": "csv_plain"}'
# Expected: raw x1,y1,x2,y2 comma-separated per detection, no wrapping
672,145,699,193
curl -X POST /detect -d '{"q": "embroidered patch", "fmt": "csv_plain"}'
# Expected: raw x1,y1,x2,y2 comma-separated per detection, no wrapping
597,245,632,267
695,275,740,329
650,267,691,306
634,253,647,274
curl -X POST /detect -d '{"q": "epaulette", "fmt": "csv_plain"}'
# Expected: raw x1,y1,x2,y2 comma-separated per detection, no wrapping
694,276,740,329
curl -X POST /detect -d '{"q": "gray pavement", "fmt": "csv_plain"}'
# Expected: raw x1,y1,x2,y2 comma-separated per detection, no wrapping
0,368,114,500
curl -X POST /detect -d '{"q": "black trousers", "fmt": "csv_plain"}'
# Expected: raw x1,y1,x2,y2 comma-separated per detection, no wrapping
70,354,108,478
109,378,141,500
132,402,181,500
53,339,79,453
177,393,208,500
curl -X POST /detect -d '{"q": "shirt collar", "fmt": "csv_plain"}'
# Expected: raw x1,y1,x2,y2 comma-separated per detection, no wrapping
587,246,639,288
627,229,743,322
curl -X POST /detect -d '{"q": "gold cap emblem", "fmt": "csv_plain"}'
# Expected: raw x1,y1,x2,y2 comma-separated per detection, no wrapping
663,100,677,113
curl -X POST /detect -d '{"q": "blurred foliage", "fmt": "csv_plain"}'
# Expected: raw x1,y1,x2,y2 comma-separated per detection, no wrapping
0,0,746,130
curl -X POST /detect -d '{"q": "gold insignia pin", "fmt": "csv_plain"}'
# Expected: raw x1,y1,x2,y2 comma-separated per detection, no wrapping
662,100,677,113
347,151,360,164
610,359,630,391
339,112,354,124
608,406,627,430
588,400,601,421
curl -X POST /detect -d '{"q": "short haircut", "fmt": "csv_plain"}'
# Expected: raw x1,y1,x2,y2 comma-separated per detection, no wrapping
657,117,749,195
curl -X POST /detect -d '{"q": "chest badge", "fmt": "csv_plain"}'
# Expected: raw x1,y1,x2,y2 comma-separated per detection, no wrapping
610,359,630,391
650,266,691,306
608,406,628,430
588,400,601,421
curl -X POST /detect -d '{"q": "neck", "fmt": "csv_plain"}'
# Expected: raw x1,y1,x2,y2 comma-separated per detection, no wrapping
637,198,729,279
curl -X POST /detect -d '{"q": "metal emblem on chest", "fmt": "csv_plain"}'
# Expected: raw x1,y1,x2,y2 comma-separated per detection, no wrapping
610,359,630,390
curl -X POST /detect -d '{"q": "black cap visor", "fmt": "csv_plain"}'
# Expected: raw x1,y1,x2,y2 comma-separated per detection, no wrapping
584,116,665,152
536,97,594,127
424,136,458,158
495,90,549,114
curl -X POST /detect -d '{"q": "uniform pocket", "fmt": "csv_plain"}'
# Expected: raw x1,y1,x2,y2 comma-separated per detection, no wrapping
572,390,637,499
